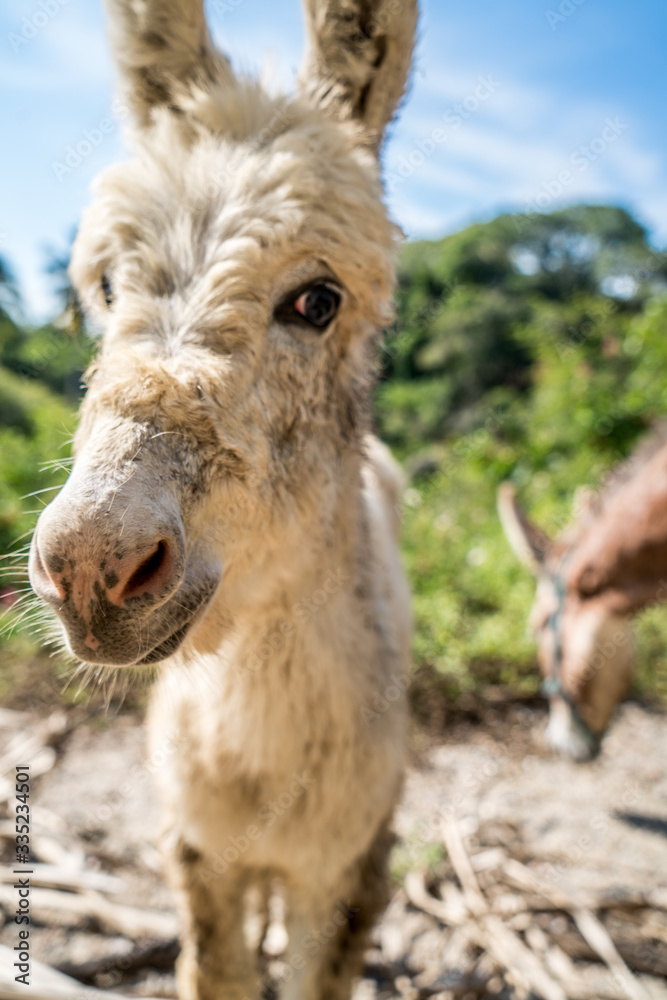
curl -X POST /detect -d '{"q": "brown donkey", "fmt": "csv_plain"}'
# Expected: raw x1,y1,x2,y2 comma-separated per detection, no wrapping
499,430,667,761
28,1,417,997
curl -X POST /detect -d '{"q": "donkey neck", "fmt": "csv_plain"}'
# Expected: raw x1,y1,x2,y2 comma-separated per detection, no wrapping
163,446,382,769
196,444,370,650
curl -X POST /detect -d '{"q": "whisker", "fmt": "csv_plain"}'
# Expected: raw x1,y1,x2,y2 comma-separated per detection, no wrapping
0,542,34,557
40,457,74,473
4,529,36,546
0,609,49,634
19,485,64,500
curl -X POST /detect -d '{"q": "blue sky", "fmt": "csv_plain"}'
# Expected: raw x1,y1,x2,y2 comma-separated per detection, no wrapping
1,0,666,322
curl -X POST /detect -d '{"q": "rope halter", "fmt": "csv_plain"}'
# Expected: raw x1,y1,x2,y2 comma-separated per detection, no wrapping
540,551,601,757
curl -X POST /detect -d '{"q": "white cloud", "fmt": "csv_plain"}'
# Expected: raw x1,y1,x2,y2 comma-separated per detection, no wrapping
413,64,550,130
3,0,666,325
382,70,666,246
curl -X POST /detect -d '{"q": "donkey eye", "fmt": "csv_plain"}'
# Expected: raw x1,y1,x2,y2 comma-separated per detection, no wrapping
101,273,113,307
289,283,341,329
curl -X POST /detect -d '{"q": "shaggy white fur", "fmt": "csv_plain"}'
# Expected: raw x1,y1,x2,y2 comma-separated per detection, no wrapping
29,1,418,998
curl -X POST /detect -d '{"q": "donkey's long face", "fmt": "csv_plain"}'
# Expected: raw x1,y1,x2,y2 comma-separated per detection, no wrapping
529,571,633,760
498,484,634,760
29,0,417,667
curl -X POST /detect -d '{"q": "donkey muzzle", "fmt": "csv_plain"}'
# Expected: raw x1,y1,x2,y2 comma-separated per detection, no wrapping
29,468,217,666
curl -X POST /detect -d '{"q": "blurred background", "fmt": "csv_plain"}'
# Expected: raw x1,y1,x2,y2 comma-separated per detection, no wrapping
0,0,666,720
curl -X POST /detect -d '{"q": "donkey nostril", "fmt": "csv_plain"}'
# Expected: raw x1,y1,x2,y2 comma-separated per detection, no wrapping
120,540,171,600
30,537,66,603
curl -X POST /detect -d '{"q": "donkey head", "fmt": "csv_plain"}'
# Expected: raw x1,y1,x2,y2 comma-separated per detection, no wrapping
498,483,635,761
29,0,418,667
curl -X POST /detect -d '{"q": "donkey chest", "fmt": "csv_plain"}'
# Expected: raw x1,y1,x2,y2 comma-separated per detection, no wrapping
171,660,402,786
149,648,405,860
163,708,404,879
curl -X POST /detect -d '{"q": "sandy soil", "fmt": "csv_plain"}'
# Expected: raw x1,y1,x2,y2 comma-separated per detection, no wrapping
1,700,666,998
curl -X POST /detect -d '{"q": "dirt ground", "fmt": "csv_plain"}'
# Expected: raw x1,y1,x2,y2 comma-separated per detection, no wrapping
1,699,666,999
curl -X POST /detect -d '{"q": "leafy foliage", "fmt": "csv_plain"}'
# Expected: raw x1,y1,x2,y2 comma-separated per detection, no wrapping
0,253,93,699
1,204,666,715
374,206,667,717
378,205,665,451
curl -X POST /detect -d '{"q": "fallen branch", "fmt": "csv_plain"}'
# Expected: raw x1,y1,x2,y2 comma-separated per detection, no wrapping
0,885,178,939
56,938,180,985
501,858,667,914
0,709,30,731
0,943,164,1000
0,711,68,779
404,869,466,926
440,817,568,1000
0,863,122,895
572,907,652,1000
499,857,652,1000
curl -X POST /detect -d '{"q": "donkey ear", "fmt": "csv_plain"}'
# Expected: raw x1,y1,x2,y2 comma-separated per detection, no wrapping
497,483,550,573
569,467,667,614
104,0,235,128
299,0,419,148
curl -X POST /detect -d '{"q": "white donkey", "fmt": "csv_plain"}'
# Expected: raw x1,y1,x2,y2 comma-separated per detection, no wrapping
28,1,417,997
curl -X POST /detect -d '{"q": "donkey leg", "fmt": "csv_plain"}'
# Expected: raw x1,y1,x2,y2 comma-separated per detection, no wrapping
169,839,261,1000
283,819,394,1000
